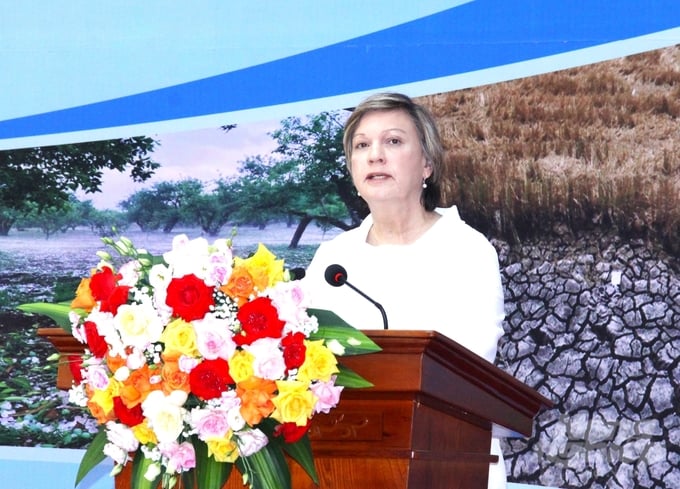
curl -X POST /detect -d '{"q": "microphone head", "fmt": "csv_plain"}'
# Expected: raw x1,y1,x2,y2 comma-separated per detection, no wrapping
324,264,347,287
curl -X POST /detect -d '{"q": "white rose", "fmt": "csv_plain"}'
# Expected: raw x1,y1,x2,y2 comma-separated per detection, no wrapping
118,260,141,286
106,421,140,453
114,302,164,349
68,384,88,407
103,442,129,465
227,406,245,432
142,390,188,444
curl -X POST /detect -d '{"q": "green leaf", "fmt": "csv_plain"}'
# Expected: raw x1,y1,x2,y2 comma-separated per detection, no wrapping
282,434,319,484
256,418,317,484
75,428,107,487
192,436,233,489
335,364,374,388
17,302,74,331
308,308,352,328
130,451,162,489
308,309,381,356
237,445,291,489
180,469,197,489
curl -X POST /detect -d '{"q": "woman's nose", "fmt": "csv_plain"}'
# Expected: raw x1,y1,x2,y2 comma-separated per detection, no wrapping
368,143,384,162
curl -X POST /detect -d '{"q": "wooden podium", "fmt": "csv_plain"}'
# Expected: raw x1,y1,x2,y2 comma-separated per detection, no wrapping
39,328,552,489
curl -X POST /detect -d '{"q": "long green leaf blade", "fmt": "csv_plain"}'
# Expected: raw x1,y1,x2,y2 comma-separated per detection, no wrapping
192,436,233,489
75,428,107,487
282,434,318,484
335,364,374,388
308,309,381,356
238,445,291,489
131,451,162,489
18,302,74,331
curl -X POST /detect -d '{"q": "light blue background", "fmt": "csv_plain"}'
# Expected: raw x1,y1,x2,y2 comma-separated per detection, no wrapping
1,1,679,149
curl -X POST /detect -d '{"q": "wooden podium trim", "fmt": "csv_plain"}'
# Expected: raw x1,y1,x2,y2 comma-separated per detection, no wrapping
338,330,553,436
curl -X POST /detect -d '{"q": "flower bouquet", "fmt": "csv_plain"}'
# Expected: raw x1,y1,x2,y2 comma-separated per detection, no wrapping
20,234,380,489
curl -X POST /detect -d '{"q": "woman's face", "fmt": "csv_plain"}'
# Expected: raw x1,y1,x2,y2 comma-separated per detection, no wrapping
349,109,432,208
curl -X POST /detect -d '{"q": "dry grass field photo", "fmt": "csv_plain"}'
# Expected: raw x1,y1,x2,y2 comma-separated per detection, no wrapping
421,46,679,256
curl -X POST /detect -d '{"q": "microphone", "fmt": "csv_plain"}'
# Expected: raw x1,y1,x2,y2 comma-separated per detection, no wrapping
324,264,388,330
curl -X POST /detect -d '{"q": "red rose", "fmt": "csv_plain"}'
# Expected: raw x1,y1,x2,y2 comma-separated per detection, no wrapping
113,396,144,427
99,285,131,314
89,267,121,301
84,320,108,358
274,420,311,443
67,355,84,384
282,332,306,370
88,267,130,313
234,297,285,346
189,358,233,400
166,274,215,321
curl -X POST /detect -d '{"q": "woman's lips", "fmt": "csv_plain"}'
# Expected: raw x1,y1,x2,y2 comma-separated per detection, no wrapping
366,172,390,181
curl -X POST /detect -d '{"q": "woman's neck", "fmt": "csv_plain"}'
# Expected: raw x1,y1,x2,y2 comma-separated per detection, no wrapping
367,205,439,245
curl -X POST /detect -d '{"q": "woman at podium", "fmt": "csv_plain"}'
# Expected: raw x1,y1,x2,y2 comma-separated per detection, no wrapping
303,92,507,489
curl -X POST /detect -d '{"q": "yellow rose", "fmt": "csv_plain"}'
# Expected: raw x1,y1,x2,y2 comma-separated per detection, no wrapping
235,244,284,290
207,434,239,463
88,379,120,421
160,318,199,357
132,420,158,445
228,350,255,383
272,380,316,426
297,340,339,383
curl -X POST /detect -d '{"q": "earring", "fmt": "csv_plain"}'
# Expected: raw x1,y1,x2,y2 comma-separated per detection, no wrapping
422,179,428,189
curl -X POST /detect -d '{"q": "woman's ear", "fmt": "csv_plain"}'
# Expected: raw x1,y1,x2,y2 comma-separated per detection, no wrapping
423,161,433,180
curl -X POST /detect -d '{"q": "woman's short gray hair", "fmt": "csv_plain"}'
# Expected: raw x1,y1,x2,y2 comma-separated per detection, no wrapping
343,92,443,211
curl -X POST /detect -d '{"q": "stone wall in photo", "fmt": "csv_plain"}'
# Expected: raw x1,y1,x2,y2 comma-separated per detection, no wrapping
497,231,680,489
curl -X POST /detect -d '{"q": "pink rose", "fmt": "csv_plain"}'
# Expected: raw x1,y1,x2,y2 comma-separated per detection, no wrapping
310,376,344,414
194,315,237,360
270,282,309,326
190,407,231,440
160,441,196,473
244,337,286,380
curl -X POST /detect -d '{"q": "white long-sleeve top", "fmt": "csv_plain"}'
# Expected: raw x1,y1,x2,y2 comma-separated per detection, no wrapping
303,206,505,362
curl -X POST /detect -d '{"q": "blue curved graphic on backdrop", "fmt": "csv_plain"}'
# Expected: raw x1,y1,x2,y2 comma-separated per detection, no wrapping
0,0,679,144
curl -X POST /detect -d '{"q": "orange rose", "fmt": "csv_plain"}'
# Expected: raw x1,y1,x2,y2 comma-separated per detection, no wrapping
70,277,96,311
119,364,159,408
161,356,191,395
220,265,256,306
106,353,127,373
237,376,277,426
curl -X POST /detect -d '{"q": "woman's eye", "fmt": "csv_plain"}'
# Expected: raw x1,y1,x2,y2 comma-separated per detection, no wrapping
387,137,401,145
354,141,368,149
